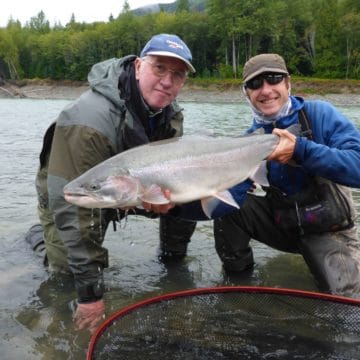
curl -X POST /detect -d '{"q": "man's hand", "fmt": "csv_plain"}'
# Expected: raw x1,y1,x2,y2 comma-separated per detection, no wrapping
142,189,175,214
73,299,105,334
268,128,296,164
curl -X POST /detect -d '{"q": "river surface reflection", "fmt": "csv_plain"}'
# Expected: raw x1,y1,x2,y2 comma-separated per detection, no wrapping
0,98,359,359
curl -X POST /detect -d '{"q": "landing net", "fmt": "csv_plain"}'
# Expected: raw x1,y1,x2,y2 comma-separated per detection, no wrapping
87,286,360,360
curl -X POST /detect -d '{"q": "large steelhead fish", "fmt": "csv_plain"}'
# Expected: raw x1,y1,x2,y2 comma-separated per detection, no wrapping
63,130,294,217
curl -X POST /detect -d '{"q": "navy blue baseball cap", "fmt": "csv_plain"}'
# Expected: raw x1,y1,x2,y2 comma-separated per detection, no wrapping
140,34,195,73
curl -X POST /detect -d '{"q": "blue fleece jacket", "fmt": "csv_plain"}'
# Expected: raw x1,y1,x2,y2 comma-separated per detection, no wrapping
257,96,360,194
172,96,360,220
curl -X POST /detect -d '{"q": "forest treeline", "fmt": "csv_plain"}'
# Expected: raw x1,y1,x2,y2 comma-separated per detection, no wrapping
0,0,359,81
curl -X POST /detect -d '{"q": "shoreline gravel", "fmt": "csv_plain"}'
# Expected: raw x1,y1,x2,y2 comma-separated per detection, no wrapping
0,83,359,106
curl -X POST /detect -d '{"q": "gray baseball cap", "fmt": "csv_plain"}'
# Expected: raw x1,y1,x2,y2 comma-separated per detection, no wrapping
243,53,289,82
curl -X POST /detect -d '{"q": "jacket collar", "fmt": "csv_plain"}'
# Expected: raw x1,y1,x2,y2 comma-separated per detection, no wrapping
246,96,305,134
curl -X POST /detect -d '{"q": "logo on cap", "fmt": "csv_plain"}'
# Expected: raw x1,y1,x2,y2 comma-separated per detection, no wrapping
140,34,196,73
166,39,184,50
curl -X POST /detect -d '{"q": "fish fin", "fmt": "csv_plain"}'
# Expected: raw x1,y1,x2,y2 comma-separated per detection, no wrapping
249,161,269,186
201,190,240,218
214,190,240,208
285,124,301,136
249,127,265,136
201,197,221,218
140,184,170,205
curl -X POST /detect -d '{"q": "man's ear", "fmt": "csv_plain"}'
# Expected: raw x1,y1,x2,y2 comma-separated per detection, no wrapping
134,57,142,80
285,76,291,95
242,86,249,98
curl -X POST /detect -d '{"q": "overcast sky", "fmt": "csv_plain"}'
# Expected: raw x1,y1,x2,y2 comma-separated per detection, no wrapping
0,0,172,27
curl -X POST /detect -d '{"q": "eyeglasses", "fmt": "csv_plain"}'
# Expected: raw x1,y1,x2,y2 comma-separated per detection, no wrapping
245,73,287,90
143,58,188,86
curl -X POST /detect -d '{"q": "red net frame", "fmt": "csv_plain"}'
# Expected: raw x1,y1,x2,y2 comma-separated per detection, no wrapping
87,286,360,360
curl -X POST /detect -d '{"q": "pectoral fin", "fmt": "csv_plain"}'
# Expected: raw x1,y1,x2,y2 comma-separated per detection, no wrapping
248,161,269,186
201,190,239,218
214,190,239,208
140,184,170,204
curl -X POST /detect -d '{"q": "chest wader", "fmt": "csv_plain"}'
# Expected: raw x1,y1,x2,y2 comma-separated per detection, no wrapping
214,109,360,297
265,109,360,297
104,209,197,262
158,216,197,262
34,122,70,272
23,122,71,272
265,109,353,236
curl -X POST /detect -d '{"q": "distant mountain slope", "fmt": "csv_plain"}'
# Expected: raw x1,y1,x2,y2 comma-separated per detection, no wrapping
132,0,207,15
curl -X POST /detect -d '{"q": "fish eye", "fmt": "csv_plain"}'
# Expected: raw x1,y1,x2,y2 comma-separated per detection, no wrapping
87,183,100,191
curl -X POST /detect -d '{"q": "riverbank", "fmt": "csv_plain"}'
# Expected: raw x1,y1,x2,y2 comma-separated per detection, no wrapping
1,79,360,106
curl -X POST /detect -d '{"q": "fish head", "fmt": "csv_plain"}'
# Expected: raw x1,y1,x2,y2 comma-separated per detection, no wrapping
63,174,143,209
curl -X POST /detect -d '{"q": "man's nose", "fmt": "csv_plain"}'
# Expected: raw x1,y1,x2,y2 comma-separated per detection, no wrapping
260,80,273,92
160,71,174,86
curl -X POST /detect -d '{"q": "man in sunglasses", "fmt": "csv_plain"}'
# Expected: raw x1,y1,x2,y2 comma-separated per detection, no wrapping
26,34,197,333
211,53,360,298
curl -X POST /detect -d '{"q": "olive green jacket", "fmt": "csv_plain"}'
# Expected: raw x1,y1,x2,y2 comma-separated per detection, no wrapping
42,56,184,299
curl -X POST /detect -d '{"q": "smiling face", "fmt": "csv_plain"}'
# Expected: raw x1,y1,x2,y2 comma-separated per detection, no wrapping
245,74,291,117
135,55,188,111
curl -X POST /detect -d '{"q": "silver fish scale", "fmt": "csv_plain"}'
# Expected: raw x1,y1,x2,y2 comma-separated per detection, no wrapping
123,135,278,203
64,134,279,207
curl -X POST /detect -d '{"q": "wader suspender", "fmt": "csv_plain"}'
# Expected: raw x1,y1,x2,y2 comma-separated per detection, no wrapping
297,107,353,231
298,108,313,140
266,107,353,235
266,109,312,184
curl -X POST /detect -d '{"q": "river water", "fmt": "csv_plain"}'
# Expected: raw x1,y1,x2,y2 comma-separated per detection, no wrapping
0,98,359,359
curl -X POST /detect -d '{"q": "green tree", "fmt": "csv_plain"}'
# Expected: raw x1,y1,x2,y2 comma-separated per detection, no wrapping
28,11,50,34
339,0,360,78
176,0,190,12
0,29,21,78
0,0,358,81
311,0,343,77
122,0,131,13
207,0,240,76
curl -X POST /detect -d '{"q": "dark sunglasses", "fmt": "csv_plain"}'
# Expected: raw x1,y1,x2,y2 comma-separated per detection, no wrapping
245,73,287,90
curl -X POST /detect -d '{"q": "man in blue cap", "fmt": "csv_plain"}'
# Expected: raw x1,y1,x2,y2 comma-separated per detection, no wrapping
30,34,197,333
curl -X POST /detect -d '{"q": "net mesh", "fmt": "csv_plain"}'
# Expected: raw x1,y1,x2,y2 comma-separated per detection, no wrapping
88,287,360,360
